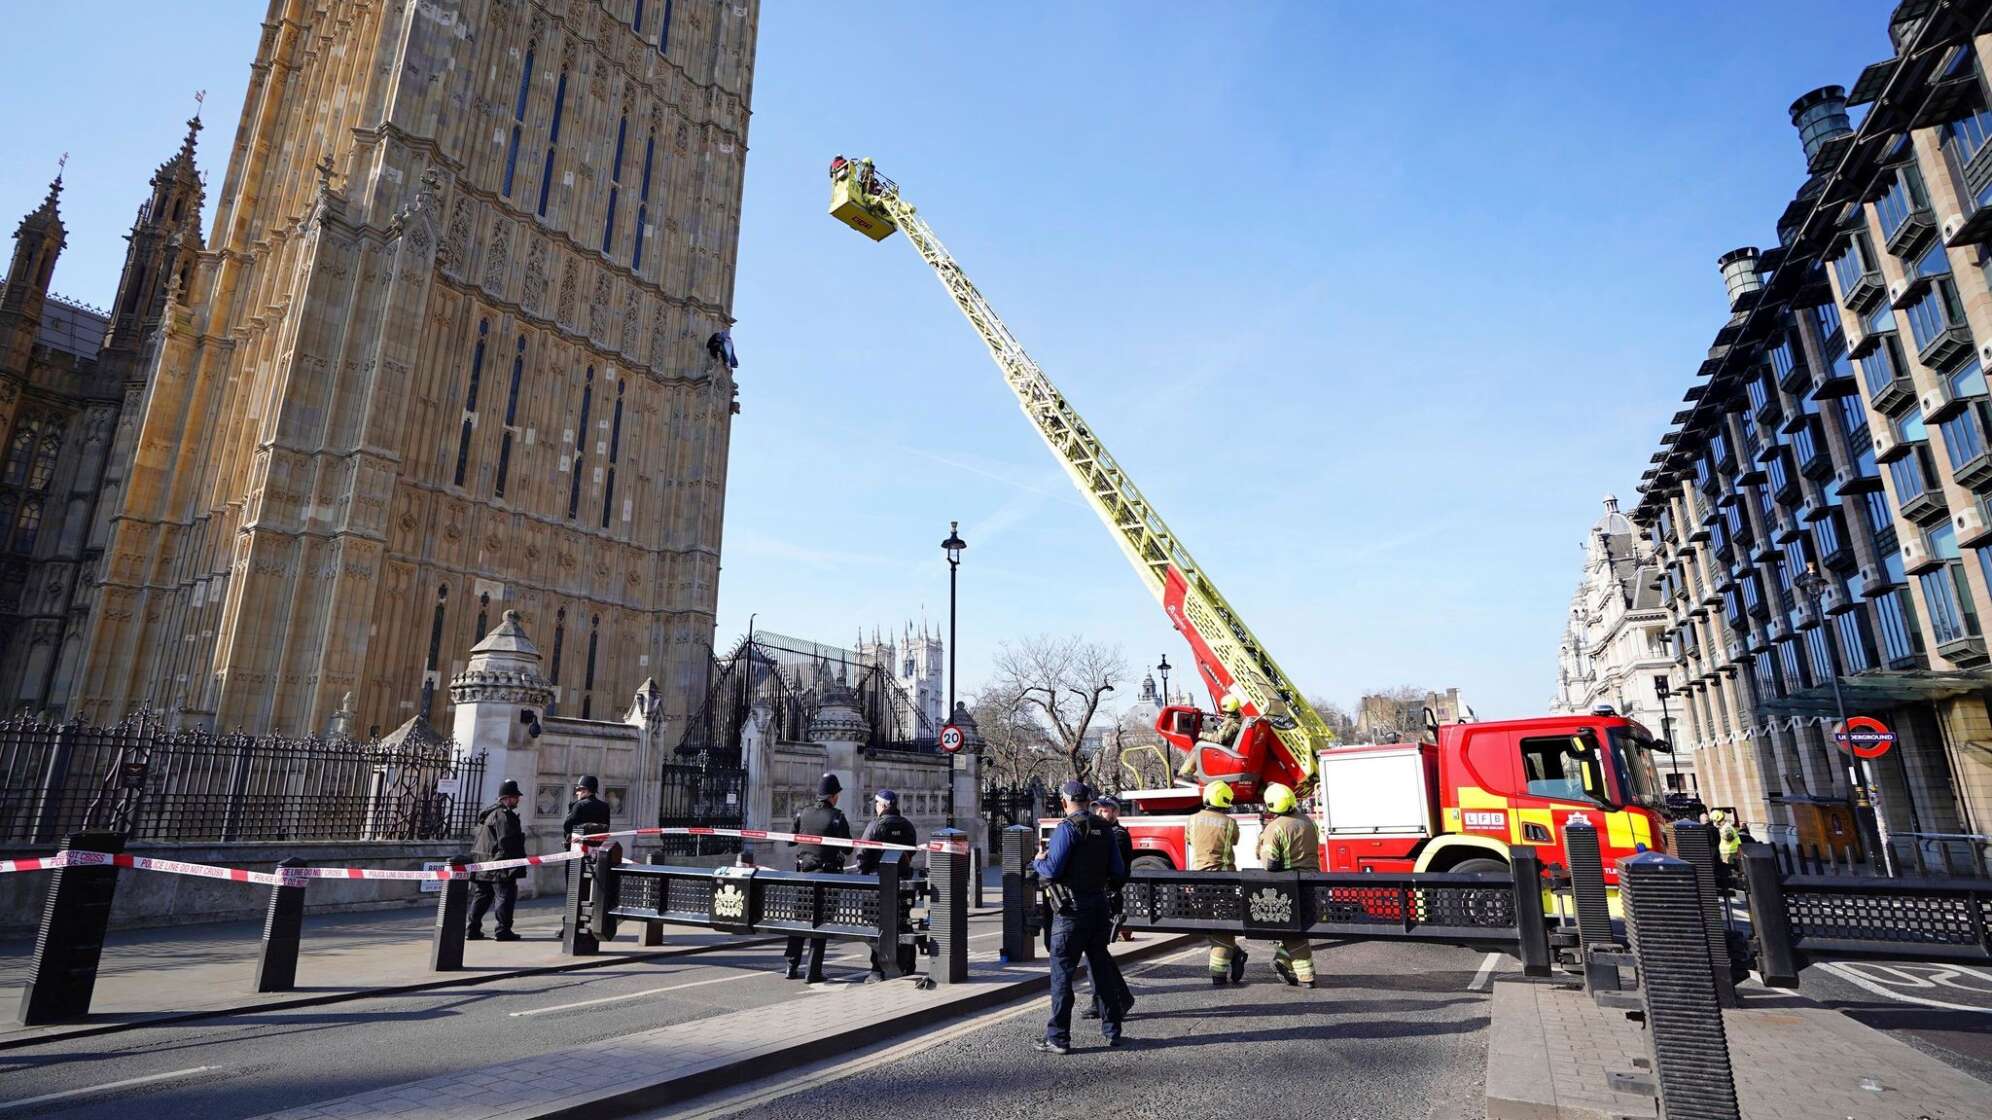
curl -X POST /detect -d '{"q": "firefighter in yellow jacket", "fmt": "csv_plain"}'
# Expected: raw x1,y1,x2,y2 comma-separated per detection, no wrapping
1188,781,1248,986
1256,783,1319,988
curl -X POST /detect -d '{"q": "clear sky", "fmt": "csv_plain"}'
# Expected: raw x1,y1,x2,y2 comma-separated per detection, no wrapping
0,2,1897,720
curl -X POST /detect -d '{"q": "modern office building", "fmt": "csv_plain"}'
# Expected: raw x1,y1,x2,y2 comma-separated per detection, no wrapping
0,0,757,737
1631,1,1992,857
1552,497,1699,798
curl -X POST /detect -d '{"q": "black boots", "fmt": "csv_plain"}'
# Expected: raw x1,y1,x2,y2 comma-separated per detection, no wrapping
781,960,803,980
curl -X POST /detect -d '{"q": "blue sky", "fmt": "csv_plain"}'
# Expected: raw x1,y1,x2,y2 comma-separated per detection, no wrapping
0,2,1895,719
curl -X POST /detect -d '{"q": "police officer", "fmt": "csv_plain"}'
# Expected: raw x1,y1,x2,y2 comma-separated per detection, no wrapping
783,774,851,982
562,775,612,840
1256,783,1319,988
857,789,917,980
1189,780,1247,985
1033,780,1129,1054
1093,795,1135,941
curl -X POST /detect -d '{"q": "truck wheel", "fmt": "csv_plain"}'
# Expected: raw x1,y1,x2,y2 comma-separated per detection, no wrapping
1439,857,1512,928
1130,855,1172,875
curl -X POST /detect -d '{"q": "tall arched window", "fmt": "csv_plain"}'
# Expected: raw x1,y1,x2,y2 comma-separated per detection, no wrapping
11,498,41,555
633,0,645,33
453,320,488,487
631,132,657,272
27,437,59,491
659,0,674,54
568,367,592,519
582,615,600,719
537,69,569,218
503,47,535,198
424,584,449,716
495,334,526,498
601,381,625,529
3,421,41,485
551,607,567,701
603,114,629,254
476,591,490,639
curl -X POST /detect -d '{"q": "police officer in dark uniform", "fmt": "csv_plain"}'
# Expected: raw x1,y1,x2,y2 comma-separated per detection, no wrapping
783,774,851,982
1033,780,1129,1053
856,789,917,979
562,775,612,839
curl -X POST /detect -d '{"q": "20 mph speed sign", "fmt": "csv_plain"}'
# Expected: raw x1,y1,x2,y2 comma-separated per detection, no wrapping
939,724,965,754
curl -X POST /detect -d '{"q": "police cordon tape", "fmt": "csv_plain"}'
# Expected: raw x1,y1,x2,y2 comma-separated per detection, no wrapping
573,824,971,855
0,824,966,883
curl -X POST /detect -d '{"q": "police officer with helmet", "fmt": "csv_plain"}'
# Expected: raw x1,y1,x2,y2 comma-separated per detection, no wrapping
1032,780,1130,1054
782,774,851,982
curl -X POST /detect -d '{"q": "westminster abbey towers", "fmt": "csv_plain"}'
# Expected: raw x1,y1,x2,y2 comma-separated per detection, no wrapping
0,0,756,736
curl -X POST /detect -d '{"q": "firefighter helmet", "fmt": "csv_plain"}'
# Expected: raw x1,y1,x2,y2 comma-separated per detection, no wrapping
1709,809,1727,824
1220,695,1243,714
1264,783,1298,814
1204,780,1235,809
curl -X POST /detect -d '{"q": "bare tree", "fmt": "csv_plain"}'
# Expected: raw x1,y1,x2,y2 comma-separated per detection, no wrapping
1355,685,1438,741
969,686,1061,789
990,634,1127,786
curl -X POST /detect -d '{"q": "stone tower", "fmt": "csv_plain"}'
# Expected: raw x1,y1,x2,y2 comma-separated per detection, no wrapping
63,0,757,736
857,620,945,740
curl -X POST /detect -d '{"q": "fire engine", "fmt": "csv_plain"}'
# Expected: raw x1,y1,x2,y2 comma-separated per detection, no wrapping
828,157,1671,880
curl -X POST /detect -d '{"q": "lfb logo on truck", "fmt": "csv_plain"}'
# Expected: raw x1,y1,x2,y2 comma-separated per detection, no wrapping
1463,810,1507,832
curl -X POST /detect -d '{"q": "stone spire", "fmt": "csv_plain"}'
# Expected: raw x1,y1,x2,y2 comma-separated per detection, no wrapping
0,169,67,376
104,112,208,360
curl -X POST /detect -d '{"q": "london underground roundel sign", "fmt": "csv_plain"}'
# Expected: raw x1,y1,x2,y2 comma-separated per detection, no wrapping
1833,715,1896,760
939,724,965,754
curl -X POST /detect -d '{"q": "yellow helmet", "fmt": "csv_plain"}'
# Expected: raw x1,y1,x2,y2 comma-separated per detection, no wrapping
1709,809,1727,824
1220,695,1244,714
1264,783,1298,814
1203,780,1235,809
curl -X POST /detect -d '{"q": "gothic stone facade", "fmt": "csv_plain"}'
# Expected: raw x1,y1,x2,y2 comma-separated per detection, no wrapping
9,0,756,739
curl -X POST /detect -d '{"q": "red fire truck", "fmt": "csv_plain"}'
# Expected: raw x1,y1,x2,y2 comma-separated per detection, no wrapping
1118,710,1669,879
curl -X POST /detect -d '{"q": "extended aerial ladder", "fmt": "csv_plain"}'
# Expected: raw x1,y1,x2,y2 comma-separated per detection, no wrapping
827,157,1331,798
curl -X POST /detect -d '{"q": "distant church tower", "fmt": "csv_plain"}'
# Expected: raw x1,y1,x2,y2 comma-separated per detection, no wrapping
857,620,944,740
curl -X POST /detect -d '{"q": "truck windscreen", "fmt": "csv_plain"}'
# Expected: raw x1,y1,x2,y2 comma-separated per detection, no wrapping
1607,727,1664,809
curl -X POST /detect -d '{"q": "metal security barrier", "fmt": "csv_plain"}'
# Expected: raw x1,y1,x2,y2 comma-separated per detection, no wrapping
599,849,933,979
1115,846,1551,974
1738,841,1992,986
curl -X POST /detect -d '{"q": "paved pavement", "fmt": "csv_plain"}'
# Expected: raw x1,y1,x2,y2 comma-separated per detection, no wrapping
0,908,1010,1119
632,938,1502,1120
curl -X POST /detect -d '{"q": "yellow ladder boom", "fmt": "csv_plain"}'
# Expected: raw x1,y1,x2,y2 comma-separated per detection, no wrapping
827,157,1330,792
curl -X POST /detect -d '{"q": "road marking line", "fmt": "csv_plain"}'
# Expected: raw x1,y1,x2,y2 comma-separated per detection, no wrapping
512,971,759,1016
657,945,1206,1120
0,1066,219,1111
1468,951,1506,991
1817,961,1992,1014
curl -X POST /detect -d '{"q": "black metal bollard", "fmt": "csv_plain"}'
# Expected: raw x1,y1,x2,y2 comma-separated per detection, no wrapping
15,831,124,1026
929,830,970,984
1618,851,1741,1120
431,855,470,972
1562,815,1619,991
1000,826,1036,964
870,850,906,979
591,842,622,943
970,844,986,910
642,850,669,946
252,857,309,993
563,845,597,956
1667,821,1737,1007
1509,846,1552,977
1737,843,1799,988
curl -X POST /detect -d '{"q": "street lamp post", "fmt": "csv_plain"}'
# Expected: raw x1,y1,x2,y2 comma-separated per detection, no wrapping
942,521,967,828
1796,564,1891,873
1653,674,1679,789
1156,654,1171,708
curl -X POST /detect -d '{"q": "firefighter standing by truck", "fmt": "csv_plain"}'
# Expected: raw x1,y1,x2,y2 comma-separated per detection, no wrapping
1189,780,1248,985
1256,782,1319,988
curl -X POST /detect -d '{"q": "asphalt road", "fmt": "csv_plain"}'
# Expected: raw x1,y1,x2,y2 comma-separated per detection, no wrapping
1793,956,1992,1081
639,938,1505,1120
0,909,1008,1120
